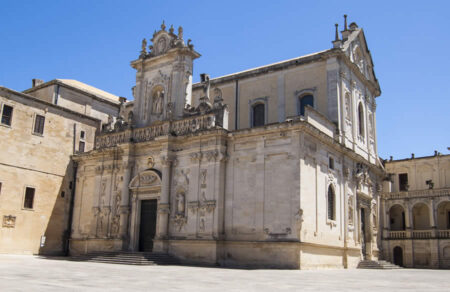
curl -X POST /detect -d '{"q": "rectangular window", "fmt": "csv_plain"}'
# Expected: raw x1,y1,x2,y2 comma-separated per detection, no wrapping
0,182,2,195
79,141,85,153
329,157,334,170
399,173,408,191
33,115,45,135
1,105,13,126
24,187,35,209
80,130,85,139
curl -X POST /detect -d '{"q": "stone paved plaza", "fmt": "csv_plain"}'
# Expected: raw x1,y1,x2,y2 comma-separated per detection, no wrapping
0,255,448,291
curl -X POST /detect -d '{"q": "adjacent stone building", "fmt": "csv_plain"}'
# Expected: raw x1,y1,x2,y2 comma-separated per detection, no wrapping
0,81,120,255
380,153,450,268
69,18,384,269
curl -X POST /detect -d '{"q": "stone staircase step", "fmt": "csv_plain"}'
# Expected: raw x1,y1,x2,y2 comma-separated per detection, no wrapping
357,260,402,269
71,252,180,266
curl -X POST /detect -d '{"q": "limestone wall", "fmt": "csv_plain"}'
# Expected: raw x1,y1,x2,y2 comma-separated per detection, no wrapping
0,89,99,255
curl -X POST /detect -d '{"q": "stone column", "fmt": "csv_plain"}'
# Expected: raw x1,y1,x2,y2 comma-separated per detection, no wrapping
405,201,412,238
430,198,437,237
157,155,174,239
119,160,133,241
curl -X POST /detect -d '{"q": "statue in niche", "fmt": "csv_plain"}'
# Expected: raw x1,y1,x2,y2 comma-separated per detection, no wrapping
110,215,119,236
372,202,377,230
157,37,167,54
348,195,354,225
176,192,185,216
152,87,164,115
345,94,351,119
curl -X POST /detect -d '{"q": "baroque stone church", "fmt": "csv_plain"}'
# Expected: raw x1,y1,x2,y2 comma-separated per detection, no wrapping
69,18,382,269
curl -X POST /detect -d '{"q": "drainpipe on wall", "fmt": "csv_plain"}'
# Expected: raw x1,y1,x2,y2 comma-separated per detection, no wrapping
235,79,239,130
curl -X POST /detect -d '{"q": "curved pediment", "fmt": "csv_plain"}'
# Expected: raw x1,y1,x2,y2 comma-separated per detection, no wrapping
129,170,162,190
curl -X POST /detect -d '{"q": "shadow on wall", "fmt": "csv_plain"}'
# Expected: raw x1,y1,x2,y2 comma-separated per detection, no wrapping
38,161,74,256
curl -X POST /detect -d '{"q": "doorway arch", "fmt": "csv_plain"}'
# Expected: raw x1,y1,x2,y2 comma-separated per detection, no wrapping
128,169,162,251
393,246,403,267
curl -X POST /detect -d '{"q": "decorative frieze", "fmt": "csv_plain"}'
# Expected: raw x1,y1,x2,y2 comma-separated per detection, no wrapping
95,113,219,149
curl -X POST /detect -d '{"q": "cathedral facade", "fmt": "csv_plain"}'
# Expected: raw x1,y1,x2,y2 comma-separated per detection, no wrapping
69,19,383,269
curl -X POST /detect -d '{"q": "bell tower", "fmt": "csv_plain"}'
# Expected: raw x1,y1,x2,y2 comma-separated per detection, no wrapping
131,22,201,128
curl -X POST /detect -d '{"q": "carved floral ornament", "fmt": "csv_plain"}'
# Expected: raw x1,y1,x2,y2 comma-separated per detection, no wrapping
189,150,226,163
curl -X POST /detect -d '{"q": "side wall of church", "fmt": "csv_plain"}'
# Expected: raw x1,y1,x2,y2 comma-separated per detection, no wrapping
192,61,328,131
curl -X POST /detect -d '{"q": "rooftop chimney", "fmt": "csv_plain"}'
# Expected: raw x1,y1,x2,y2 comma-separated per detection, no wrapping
32,79,44,88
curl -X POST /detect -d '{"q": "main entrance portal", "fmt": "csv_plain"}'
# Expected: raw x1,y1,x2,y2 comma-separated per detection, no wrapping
139,199,157,252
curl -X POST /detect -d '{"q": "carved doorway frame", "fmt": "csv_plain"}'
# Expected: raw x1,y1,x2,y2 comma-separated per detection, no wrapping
128,170,162,251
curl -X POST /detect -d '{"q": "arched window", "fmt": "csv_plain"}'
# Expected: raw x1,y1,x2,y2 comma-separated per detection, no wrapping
299,94,314,116
358,102,364,136
327,185,335,220
252,103,265,127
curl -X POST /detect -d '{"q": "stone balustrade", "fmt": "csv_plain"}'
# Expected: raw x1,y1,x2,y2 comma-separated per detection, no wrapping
387,229,450,239
438,230,450,238
95,113,218,149
388,231,407,239
412,230,432,239
383,187,450,200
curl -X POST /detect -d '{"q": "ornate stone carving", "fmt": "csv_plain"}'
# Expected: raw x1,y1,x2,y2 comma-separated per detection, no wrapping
151,86,164,115
190,152,203,163
354,163,369,190
2,215,16,228
205,150,219,162
371,200,378,231
147,156,155,168
348,194,354,226
129,170,161,189
200,169,207,188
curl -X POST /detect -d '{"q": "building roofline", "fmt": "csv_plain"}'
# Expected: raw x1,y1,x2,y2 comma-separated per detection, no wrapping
0,86,102,124
23,79,121,106
385,153,450,163
192,49,337,88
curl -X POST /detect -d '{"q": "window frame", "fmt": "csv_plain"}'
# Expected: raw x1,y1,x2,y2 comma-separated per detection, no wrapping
78,140,85,153
298,94,314,116
249,97,268,128
327,184,336,222
1,103,14,127
358,102,365,137
295,88,316,117
32,113,46,136
22,186,36,210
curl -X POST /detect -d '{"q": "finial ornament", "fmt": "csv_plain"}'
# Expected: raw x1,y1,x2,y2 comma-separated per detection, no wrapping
344,14,348,31
335,24,340,41
161,20,166,31
169,24,174,34
178,26,183,39
140,38,147,57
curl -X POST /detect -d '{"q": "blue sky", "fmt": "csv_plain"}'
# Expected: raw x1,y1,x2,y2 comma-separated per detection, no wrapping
1,0,449,159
